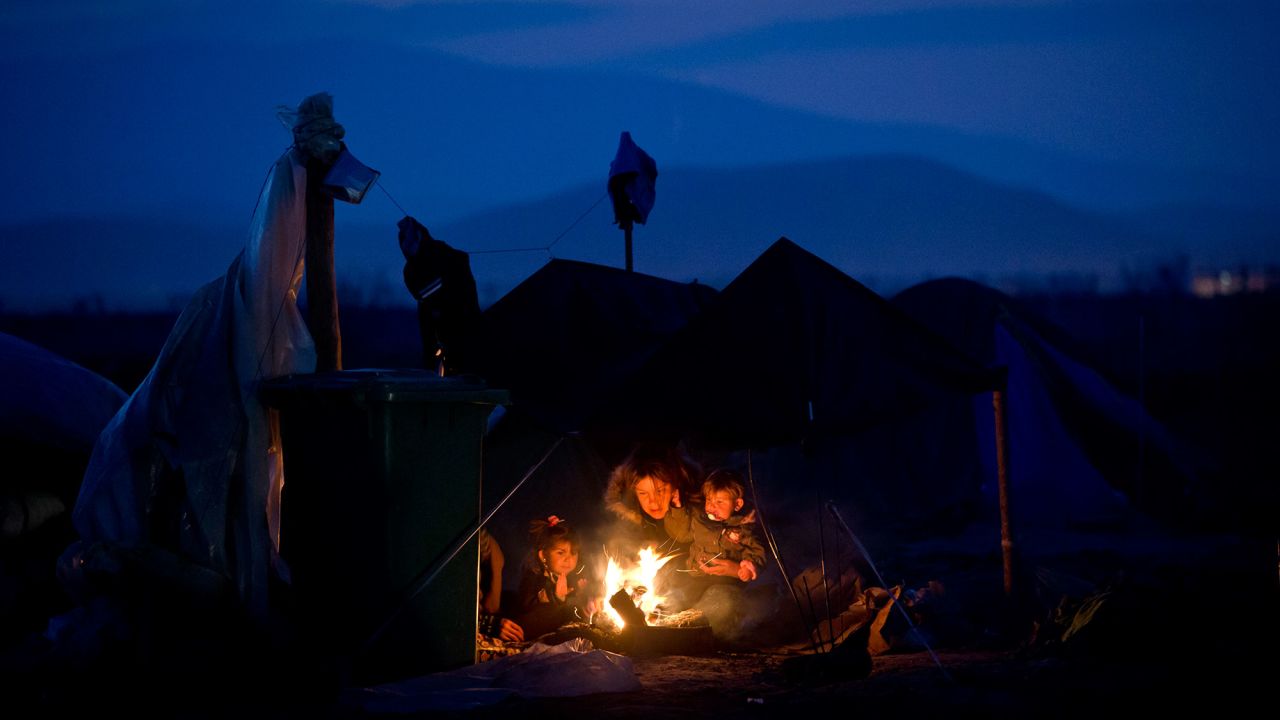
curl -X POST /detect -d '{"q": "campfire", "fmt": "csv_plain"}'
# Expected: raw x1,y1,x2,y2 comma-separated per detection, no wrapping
601,546,678,629
593,545,714,656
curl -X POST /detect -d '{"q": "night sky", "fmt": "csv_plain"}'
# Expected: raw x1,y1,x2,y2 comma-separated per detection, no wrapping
2,0,1277,310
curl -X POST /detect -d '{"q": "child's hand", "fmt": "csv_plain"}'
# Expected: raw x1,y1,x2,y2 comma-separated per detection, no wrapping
497,618,524,643
555,572,570,601
737,559,758,582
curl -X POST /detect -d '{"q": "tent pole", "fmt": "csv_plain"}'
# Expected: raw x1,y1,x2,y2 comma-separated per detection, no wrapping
358,436,564,659
818,499,835,651
799,576,825,654
306,159,342,371
993,388,1014,596
746,449,816,649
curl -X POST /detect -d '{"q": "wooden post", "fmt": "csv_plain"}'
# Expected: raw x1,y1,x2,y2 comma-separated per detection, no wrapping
993,388,1013,596
305,160,342,371
624,223,634,272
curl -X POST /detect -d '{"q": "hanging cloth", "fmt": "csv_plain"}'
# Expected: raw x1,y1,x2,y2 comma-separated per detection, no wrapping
607,131,658,228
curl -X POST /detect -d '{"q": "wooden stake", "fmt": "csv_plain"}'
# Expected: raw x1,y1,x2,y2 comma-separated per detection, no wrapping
993,389,1013,596
305,160,342,371
624,223,634,272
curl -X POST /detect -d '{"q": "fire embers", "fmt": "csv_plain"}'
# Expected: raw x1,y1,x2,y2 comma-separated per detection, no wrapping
605,587,715,656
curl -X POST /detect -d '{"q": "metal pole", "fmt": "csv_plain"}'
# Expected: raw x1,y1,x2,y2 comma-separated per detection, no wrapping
827,502,949,679
624,223,634,272
818,500,835,651
358,436,564,657
1137,314,1145,506
746,449,815,649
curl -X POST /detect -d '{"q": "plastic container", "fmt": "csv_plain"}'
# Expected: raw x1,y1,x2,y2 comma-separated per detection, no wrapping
261,369,507,683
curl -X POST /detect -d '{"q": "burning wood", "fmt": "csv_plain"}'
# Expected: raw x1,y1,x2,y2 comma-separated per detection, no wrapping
601,546,678,629
608,588,648,628
649,608,705,628
597,546,715,656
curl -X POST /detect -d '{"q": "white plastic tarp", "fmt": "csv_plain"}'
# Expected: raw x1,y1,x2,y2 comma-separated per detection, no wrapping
73,148,316,621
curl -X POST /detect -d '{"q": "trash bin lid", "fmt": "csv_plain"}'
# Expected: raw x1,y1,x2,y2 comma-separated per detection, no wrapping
259,369,509,407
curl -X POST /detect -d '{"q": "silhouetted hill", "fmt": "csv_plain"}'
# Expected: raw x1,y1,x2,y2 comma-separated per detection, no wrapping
4,31,1273,231
424,155,1273,300
3,154,1277,311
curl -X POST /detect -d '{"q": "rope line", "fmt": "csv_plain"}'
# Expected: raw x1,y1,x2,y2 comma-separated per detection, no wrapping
375,178,608,260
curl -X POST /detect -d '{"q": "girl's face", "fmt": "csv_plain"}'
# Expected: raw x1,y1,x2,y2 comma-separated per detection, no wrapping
541,539,579,576
634,475,673,520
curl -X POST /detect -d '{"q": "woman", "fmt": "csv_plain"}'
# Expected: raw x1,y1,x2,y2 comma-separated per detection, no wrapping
602,443,698,557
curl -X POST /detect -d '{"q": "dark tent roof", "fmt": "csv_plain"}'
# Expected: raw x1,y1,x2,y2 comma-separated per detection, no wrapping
464,258,718,433
892,277,1204,525
891,277,1084,367
592,238,1001,449
466,260,718,566
1,331,127,535
1,332,127,456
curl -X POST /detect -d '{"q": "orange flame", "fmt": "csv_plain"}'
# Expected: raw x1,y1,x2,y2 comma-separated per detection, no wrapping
602,546,678,628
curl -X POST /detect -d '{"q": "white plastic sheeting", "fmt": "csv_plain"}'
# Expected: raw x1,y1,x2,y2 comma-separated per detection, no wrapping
73,149,315,622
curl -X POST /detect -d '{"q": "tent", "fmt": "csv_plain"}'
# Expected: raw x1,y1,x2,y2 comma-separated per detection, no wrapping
588,238,1003,536
460,259,718,570
1,332,127,637
464,258,717,435
1,332,128,519
891,278,1204,529
590,238,1000,446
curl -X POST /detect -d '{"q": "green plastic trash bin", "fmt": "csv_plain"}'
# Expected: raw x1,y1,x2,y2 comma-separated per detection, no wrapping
260,369,508,684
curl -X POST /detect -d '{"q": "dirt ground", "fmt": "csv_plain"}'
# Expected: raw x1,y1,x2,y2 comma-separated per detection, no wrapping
5,525,1273,718
3,603,1272,718
348,644,1271,719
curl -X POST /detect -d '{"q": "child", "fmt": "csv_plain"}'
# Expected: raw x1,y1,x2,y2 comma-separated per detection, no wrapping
514,515,599,639
477,528,523,644
664,469,765,582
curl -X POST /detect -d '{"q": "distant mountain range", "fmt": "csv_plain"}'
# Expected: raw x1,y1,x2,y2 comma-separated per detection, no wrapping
3,153,1276,311
3,36,1274,227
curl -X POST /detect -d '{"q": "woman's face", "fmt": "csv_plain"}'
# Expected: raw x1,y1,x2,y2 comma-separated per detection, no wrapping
541,539,579,576
634,475,673,520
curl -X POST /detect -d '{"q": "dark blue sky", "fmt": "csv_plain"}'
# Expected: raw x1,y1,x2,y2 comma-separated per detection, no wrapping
2,0,1277,309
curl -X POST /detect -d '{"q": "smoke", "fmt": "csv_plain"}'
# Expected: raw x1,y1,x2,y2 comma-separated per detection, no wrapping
692,581,787,646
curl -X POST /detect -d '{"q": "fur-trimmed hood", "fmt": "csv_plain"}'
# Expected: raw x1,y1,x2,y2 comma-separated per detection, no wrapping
604,462,645,526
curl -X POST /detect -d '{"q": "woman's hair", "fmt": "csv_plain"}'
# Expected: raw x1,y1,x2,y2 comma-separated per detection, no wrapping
620,444,697,493
603,443,703,524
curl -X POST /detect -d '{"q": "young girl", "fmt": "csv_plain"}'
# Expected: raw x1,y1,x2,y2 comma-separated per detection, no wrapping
515,515,599,639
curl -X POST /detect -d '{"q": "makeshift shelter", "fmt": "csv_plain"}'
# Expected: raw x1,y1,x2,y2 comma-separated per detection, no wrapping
0,332,128,523
573,238,1016,651
465,258,718,435
461,259,718,562
589,238,1003,535
69,147,317,624
891,278,1203,529
1,333,127,638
